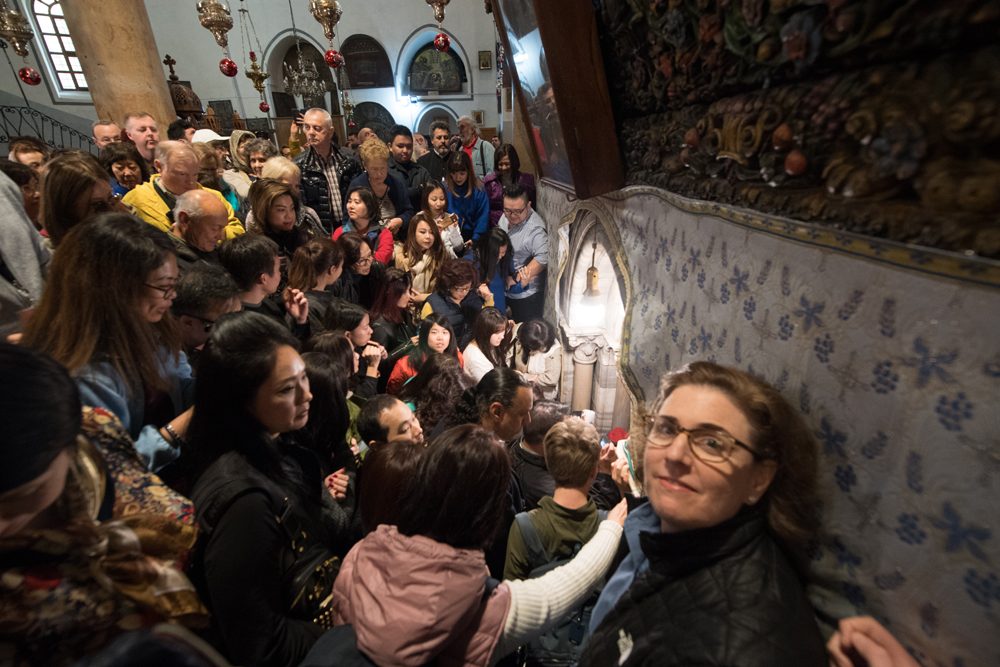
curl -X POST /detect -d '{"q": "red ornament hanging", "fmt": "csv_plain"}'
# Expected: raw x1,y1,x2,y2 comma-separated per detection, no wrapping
259,101,270,113
324,49,345,69
219,57,238,77
347,119,357,129
433,32,450,52
18,66,41,86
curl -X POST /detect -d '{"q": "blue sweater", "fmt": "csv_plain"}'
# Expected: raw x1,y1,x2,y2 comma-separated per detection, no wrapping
345,172,414,233
447,182,489,243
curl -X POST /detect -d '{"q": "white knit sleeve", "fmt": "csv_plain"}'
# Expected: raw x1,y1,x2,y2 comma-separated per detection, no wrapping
491,520,624,663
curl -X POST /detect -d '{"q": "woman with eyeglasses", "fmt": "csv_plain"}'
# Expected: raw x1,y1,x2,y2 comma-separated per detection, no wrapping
330,232,385,310
420,257,493,349
580,361,826,667
22,213,193,473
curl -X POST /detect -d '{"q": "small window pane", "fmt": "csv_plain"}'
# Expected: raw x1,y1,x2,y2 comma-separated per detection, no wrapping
69,56,81,72
44,34,61,51
52,4,64,17
37,15,54,33
75,73,87,88
54,17,68,34
58,72,75,89
51,54,67,70
61,35,74,51
34,1,49,12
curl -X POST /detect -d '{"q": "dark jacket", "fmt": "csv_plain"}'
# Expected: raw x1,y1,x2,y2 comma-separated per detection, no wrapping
344,172,414,237
191,449,337,667
328,262,385,311
304,290,349,335
417,150,449,183
371,313,417,393
389,158,434,212
425,291,477,348
581,505,826,667
295,145,361,233
169,234,221,274
510,443,621,511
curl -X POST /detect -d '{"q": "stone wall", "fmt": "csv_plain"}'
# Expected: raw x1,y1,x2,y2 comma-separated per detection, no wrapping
540,180,1000,665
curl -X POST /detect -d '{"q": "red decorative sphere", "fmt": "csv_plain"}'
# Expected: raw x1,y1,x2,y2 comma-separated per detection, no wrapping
18,66,41,86
433,32,450,52
347,119,357,129
219,57,238,77
259,101,270,113
784,149,808,176
324,49,345,68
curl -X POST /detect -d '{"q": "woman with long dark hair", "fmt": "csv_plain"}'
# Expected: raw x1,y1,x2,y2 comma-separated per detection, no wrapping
397,352,474,435
323,302,386,399
286,238,344,333
333,186,394,264
186,311,341,667
474,226,517,315
386,312,463,395
394,211,448,301
328,424,626,666
445,150,489,244
512,318,562,400
462,307,513,383
369,268,418,391
483,143,536,227
23,213,190,471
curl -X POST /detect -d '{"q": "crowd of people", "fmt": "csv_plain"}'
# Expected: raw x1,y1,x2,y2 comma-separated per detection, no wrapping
0,110,920,667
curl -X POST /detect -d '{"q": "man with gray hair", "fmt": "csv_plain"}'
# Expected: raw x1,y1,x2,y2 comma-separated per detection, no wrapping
168,189,228,273
294,107,361,232
458,114,495,181
124,140,244,238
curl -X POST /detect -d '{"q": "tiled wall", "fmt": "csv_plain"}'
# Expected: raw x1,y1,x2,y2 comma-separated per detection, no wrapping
541,183,1000,665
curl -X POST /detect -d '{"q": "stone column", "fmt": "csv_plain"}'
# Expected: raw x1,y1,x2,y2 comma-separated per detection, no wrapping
566,332,604,413
61,0,175,127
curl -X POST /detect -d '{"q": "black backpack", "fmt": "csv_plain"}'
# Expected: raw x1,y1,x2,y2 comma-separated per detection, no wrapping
513,509,607,667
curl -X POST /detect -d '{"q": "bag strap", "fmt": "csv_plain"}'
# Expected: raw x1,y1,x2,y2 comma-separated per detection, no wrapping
514,511,547,571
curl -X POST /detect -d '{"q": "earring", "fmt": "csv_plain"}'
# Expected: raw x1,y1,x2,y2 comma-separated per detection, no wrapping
746,496,758,504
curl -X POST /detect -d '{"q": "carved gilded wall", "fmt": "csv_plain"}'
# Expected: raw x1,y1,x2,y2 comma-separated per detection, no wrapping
595,0,1000,257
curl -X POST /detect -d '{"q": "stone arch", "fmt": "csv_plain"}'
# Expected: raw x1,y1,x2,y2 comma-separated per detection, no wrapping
556,204,639,429
414,104,459,135
341,34,394,88
395,26,473,99
353,102,396,142
262,31,338,117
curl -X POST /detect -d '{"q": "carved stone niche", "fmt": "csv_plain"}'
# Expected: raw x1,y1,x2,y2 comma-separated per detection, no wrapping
558,209,633,433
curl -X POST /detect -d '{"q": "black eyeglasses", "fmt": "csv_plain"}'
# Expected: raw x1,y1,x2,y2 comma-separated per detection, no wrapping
177,312,215,333
144,283,177,300
643,416,774,463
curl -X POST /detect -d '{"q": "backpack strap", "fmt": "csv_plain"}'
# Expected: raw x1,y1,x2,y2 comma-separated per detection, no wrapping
514,511,547,571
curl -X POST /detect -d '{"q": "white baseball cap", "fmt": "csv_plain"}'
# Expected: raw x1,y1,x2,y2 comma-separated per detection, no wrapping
191,128,229,143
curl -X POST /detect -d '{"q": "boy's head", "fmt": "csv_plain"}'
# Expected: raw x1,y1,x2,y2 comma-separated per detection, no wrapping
171,264,241,351
521,399,567,450
544,418,600,490
218,234,280,296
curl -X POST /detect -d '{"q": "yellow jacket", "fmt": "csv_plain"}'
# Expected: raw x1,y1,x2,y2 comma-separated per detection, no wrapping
123,176,244,239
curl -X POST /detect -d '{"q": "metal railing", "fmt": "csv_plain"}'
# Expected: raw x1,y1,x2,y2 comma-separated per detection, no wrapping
0,105,96,155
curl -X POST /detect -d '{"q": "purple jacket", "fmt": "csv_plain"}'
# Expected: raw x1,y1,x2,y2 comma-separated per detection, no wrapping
484,172,537,228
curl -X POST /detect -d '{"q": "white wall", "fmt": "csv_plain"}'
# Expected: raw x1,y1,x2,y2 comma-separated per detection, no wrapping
142,0,499,130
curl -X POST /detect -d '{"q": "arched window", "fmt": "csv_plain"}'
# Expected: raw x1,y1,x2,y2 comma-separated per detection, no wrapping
32,0,88,93
341,34,393,89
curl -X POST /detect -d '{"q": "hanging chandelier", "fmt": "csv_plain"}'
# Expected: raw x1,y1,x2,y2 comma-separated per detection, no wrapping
0,0,41,86
196,0,238,77
236,0,270,113
425,0,452,52
282,0,332,100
